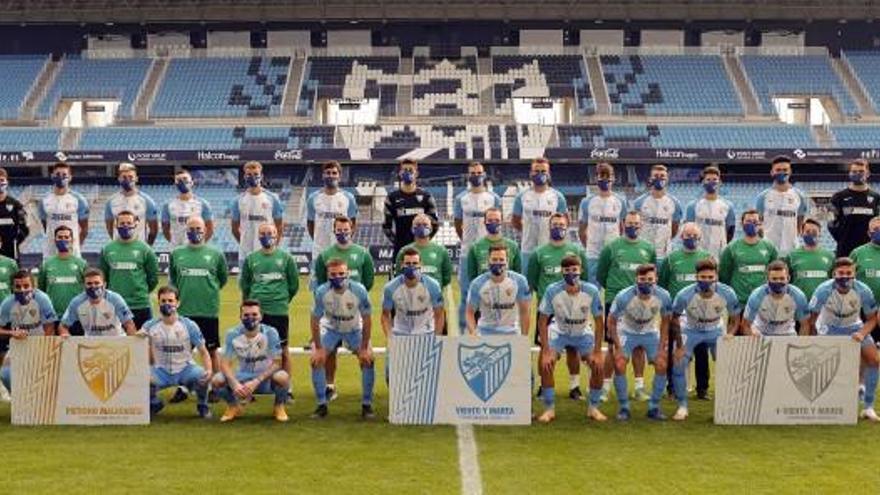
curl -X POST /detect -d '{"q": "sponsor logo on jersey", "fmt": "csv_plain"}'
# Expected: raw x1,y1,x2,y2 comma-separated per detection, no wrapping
798,270,827,279
700,217,724,227
771,209,797,218
77,343,131,402
112,262,138,270
181,268,211,277
405,308,428,317
739,265,766,273
256,273,284,282
491,302,516,310
398,207,425,216
160,345,186,353
246,214,268,222
50,213,74,221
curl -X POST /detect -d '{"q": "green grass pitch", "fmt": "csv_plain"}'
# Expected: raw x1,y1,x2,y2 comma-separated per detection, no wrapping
0,276,877,494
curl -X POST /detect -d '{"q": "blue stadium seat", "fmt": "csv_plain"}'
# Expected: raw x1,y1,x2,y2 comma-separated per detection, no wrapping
0,56,48,120
38,56,151,119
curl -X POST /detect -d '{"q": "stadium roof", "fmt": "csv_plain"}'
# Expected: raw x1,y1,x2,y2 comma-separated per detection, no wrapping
0,0,879,24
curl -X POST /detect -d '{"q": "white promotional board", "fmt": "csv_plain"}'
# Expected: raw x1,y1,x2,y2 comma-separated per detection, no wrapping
715,336,859,425
389,334,531,425
11,337,149,425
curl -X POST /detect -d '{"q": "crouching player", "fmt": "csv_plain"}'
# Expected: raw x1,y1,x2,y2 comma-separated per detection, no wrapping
742,261,811,337
142,286,212,419
465,245,532,336
213,300,289,422
607,264,672,421
0,270,56,392
808,257,880,421
536,255,605,423
310,258,375,419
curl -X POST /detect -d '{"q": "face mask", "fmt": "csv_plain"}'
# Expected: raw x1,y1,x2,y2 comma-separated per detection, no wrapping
468,175,485,187
330,276,347,290
871,230,880,245
703,181,718,194
850,172,867,185
259,234,274,249
245,174,261,188
52,175,69,188
402,266,420,280
175,180,192,194
187,229,203,245
682,237,698,251
489,263,505,276
14,290,32,305
637,282,654,296
743,223,759,237
485,222,501,235
400,170,415,185
86,286,104,300
336,232,350,245
697,280,715,293
159,303,177,317
651,178,666,191
0,182,8,194
413,225,431,239
772,172,790,184
624,226,639,239
532,172,549,186
596,178,611,191
802,234,817,247
119,178,136,192
117,225,135,240
550,226,566,242
768,282,786,294
835,277,852,290
55,239,70,253
563,273,579,286
323,176,339,189
241,317,260,331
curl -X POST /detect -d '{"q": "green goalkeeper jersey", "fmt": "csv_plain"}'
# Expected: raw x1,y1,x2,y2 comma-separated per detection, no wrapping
526,241,590,299
0,254,17,302
657,248,713,298
315,243,374,290
98,239,159,310
394,241,453,288
783,246,834,300
38,255,86,315
597,237,657,304
169,244,228,318
467,237,521,280
240,248,300,316
850,242,880,302
719,238,778,304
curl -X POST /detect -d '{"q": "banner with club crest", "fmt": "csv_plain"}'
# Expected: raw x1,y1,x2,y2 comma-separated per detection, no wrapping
388,334,531,425
715,336,860,425
10,337,149,425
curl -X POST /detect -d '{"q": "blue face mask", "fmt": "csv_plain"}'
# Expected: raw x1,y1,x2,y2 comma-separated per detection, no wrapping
117,225,135,240
468,175,485,187
119,178,136,192
485,222,501,235
413,225,431,239
187,229,203,244
697,280,715,293
743,222,759,237
259,234,274,249
400,170,415,185
489,263,505,276
835,277,853,290
802,234,817,247
682,237,698,251
871,230,880,245
597,178,611,191
772,172,790,184
336,232,350,245
0,182,8,194
55,239,70,253
159,303,176,317
563,273,580,286
624,226,639,239
330,276,347,290
14,290,32,305
703,181,718,194
532,172,549,186
768,282,787,294
52,174,69,188
245,174,261,188
402,266,420,280
86,286,104,300
651,178,666,191
323,176,339,189
850,172,867,185
550,226,566,242
241,317,260,331
175,180,192,194
637,282,654,296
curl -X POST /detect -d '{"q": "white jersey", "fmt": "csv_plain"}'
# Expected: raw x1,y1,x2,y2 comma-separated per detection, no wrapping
161,195,214,248
222,324,282,377
313,281,372,333
61,290,133,337
0,290,56,362
467,271,532,334
39,190,89,258
538,280,603,336
609,286,672,335
231,189,284,261
104,190,159,242
685,197,736,260
142,316,204,374
512,188,567,254
578,192,628,259
453,189,502,252
809,280,877,335
755,186,810,256
744,284,809,336
672,283,741,333
633,192,683,258
382,274,444,335
306,189,358,257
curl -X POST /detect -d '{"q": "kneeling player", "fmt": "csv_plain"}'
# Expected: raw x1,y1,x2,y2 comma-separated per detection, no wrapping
310,258,375,419
0,270,56,392
608,264,672,421
142,286,212,419
809,257,880,421
213,300,289,422
536,255,605,423
743,261,811,337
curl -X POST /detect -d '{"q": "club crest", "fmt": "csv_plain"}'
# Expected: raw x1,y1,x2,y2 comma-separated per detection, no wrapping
458,343,512,402
786,344,840,402
77,343,131,403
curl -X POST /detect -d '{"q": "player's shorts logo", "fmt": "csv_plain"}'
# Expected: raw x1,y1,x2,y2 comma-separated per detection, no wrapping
785,344,840,403
77,343,131,403
458,343,512,402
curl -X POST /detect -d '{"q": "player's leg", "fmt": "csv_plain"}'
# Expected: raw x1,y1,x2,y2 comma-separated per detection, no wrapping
694,342,710,399
0,363,11,393
672,331,698,418
565,347,582,400
311,329,341,418
577,334,606,421
861,337,880,421
193,316,221,402
149,367,173,416
600,304,613,401
613,334,634,420
325,351,339,401
644,333,667,420
632,347,647,401
458,256,469,334
0,336,8,399
263,313,292,401
346,330,375,419
211,372,242,422
265,369,291,422
537,332,562,423
180,363,211,419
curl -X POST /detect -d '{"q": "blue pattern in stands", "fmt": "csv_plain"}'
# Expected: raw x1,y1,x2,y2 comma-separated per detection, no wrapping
492,55,594,114
297,56,399,117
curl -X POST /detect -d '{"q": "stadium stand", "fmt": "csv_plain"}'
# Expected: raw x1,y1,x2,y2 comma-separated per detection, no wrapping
296,54,400,117
77,126,335,150
841,51,880,113
412,50,480,116
827,125,880,148
0,56,48,120
491,53,593,115
0,128,61,151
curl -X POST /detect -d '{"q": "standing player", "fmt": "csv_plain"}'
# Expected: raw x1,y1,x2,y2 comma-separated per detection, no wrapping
466,245,532,336
383,159,439,260
578,162,627,283
808,257,880,421
213,300,290,422
850,216,880,302
828,158,880,257
394,213,453,294
453,161,501,332
98,210,159,328
512,157,568,275
685,165,736,260
719,209,779,314
39,162,89,258
142,286,212,419
161,169,214,248
59,268,136,337
104,163,158,245
742,261,810,337
607,264,673,421
783,218,834,301
466,207,521,281
306,160,358,289
670,259,741,421
755,156,809,257
536,255,606,423
231,161,284,267
0,271,56,393
37,227,85,338
0,168,29,262
309,259,375,419
633,164,682,260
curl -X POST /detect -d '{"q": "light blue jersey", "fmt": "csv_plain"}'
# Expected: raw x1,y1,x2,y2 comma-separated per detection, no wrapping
809,280,877,335
578,192,628,259
231,190,285,261
104,190,159,242
161,195,213,248
0,290,56,336
142,316,204,374
684,196,736,260
453,189,502,252
512,188,567,255
672,283,741,332
467,271,531,335
313,280,372,333
382,274,443,335
755,186,810,257
538,280,602,337
222,324,282,377
61,290,134,336
609,286,672,335
744,284,809,336
633,192,683,259
306,189,358,257
39,189,90,257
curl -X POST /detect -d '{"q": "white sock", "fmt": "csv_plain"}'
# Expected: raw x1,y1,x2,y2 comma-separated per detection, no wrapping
327,384,336,390
569,374,579,390
602,378,612,392
635,377,645,389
